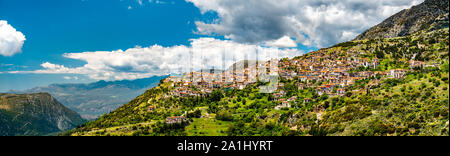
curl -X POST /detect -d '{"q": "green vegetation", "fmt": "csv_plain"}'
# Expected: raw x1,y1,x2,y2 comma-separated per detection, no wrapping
186,118,231,136
66,27,449,136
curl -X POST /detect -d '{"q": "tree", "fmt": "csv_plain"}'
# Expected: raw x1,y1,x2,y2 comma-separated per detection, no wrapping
375,48,385,59
319,94,329,101
210,89,224,102
284,82,298,97
208,102,219,113
187,109,202,118
216,110,233,121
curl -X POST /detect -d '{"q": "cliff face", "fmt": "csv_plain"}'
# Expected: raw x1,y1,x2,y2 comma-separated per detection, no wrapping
0,93,85,136
355,0,449,40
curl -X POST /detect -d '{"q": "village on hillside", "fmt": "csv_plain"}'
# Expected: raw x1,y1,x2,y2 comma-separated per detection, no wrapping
160,45,435,116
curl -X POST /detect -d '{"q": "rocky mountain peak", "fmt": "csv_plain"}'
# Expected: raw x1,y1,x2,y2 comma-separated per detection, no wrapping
354,0,449,40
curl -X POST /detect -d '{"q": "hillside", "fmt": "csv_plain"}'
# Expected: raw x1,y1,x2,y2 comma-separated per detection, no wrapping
355,0,448,40
0,93,85,136
66,26,448,136
66,0,449,136
12,76,167,120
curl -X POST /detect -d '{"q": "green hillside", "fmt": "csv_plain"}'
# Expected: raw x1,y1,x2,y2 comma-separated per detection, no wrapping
65,26,449,136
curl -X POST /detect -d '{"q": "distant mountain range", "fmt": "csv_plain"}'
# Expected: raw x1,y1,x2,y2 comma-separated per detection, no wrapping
197,69,225,73
196,60,259,73
226,60,259,71
10,75,167,120
0,93,84,136
355,0,448,40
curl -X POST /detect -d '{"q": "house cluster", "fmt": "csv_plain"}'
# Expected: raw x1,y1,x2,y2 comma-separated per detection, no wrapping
409,60,439,69
274,96,297,110
388,69,409,79
164,61,275,98
276,50,384,97
271,50,425,109
161,48,426,110
409,60,425,69
165,116,188,125
279,51,380,82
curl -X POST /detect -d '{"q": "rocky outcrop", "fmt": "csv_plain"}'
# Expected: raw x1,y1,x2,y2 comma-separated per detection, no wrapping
0,93,85,136
355,0,449,40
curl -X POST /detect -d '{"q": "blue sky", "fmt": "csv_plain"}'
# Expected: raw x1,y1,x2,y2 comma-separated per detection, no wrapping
0,0,422,91
0,0,208,67
0,0,213,91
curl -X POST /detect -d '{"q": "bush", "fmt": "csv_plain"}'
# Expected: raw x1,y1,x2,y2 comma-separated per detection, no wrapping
434,80,441,87
210,89,224,102
401,86,406,92
187,109,202,118
216,110,233,121
208,102,219,113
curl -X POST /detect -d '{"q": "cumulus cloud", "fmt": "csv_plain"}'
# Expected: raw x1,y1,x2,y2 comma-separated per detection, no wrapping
265,36,298,48
0,20,26,57
11,38,304,81
186,0,423,47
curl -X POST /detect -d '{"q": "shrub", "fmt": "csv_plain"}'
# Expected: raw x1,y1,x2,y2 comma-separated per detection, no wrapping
216,110,233,121
187,109,202,118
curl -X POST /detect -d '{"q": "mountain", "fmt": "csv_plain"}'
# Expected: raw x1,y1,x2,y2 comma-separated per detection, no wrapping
0,93,84,136
193,60,259,74
67,1,448,136
68,27,449,136
13,76,167,120
197,69,224,73
226,60,258,72
355,0,448,40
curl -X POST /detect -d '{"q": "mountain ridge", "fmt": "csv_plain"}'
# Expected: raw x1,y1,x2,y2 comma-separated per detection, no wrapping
355,0,448,40
0,92,84,136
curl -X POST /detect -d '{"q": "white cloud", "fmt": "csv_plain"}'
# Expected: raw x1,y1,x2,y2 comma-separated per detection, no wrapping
186,0,423,47
0,20,26,57
63,76,79,80
11,38,304,81
265,36,298,48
